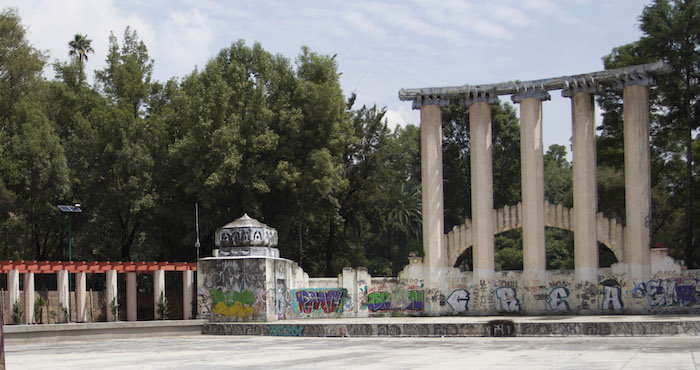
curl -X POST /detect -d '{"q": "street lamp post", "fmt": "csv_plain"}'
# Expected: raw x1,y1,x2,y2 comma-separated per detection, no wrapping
58,204,82,322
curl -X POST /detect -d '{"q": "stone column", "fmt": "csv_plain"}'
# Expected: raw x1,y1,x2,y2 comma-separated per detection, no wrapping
563,87,599,282
23,271,34,324
624,82,652,282
153,269,165,319
417,97,449,267
512,90,550,281
183,270,194,320
75,272,87,322
126,272,137,321
105,269,118,321
57,269,69,322
465,96,499,281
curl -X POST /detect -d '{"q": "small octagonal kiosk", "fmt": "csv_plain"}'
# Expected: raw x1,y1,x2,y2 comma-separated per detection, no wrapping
197,214,307,322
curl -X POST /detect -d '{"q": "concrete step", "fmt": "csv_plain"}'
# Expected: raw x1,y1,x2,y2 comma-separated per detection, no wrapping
203,315,700,337
4,319,206,342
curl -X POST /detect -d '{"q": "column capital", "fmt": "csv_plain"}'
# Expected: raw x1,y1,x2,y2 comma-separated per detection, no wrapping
618,76,656,89
462,90,499,107
412,95,450,110
511,88,551,104
561,78,603,98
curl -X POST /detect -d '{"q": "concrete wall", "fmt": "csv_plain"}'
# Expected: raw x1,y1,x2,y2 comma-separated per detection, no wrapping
279,267,700,317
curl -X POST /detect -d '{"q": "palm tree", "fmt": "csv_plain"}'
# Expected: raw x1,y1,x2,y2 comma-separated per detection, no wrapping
68,34,94,84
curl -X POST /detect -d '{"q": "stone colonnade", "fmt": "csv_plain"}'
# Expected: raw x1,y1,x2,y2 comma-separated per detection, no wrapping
399,62,670,284
0,261,196,323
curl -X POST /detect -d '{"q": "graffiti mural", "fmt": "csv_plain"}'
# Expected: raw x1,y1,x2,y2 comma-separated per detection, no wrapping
495,287,520,312
210,289,256,319
292,289,347,314
446,289,470,313
633,279,700,307
366,290,424,312
548,287,570,311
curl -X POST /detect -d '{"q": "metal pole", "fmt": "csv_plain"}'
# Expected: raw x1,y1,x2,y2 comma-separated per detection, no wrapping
68,214,72,322
195,203,200,260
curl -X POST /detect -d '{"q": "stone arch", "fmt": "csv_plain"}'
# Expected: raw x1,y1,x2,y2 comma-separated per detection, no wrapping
446,201,625,267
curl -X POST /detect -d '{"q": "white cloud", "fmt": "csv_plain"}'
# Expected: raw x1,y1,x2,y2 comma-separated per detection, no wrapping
384,108,408,131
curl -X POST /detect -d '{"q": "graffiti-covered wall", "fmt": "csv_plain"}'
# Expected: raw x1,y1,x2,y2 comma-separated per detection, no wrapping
198,256,700,322
197,257,306,322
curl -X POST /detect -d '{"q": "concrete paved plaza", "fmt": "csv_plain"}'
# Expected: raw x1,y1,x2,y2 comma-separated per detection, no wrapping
6,335,700,369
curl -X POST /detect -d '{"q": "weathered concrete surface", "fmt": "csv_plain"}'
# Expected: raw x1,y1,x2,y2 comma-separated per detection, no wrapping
4,319,206,343
204,315,700,338
7,334,700,369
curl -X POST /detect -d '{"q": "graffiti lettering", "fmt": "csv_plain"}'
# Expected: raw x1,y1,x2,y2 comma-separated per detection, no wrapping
269,325,303,336
367,290,424,312
601,280,623,310
496,287,520,312
548,287,570,311
367,291,392,311
210,289,256,319
446,289,470,313
294,289,346,314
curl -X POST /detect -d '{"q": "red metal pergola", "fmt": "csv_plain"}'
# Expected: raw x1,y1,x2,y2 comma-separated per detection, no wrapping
0,261,197,274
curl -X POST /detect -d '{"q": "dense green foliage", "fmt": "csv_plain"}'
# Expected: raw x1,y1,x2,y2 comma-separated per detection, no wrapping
598,0,700,268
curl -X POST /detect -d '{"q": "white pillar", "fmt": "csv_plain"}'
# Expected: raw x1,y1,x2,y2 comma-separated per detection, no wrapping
624,82,652,282
419,100,448,267
23,272,34,324
183,270,193,320
75,272,87,322
57,270,69,322
565,88,599,282
153,270,165,319
105,269,118,321
467,99,498,281
513,91,550,281
126,272,137,321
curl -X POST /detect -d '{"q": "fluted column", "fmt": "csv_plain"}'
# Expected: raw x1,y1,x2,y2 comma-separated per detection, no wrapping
127,272,137,321
563,87,599,282
75,272,87,322
465,95,499,281
105,269,118,321
57,270,69,322
154,269,165,319
183,270,194,320
624,81,652,282
512,90,550,281
416,97,449,267
23,272,34,324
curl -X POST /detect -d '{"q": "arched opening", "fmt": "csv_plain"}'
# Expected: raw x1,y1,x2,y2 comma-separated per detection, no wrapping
599,241,618,267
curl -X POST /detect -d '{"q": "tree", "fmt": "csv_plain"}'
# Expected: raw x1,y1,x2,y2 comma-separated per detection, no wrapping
598,0,700,267
0,8,46,126
638,0,700,267
68,34,94,84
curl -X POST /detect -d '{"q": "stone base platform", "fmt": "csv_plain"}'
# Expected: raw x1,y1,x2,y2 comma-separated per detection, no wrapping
203,315,700,337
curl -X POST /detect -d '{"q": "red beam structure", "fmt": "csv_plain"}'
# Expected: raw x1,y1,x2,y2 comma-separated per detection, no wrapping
0,260,197,323
0,260,197,274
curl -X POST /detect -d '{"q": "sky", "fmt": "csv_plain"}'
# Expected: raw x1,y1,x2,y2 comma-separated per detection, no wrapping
2,0,650,154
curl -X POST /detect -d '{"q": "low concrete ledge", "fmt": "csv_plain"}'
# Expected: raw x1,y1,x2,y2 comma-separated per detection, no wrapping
4,319,206,343
203,315,700,338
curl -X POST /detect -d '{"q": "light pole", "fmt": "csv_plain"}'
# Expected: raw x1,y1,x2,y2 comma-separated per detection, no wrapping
58,204,82,322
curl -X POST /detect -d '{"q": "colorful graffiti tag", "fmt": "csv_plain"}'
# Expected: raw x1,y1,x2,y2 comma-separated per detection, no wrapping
269,325,304,336
292,289,347,314
210,289,256,319
367,290,424,312
633,278,700,307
